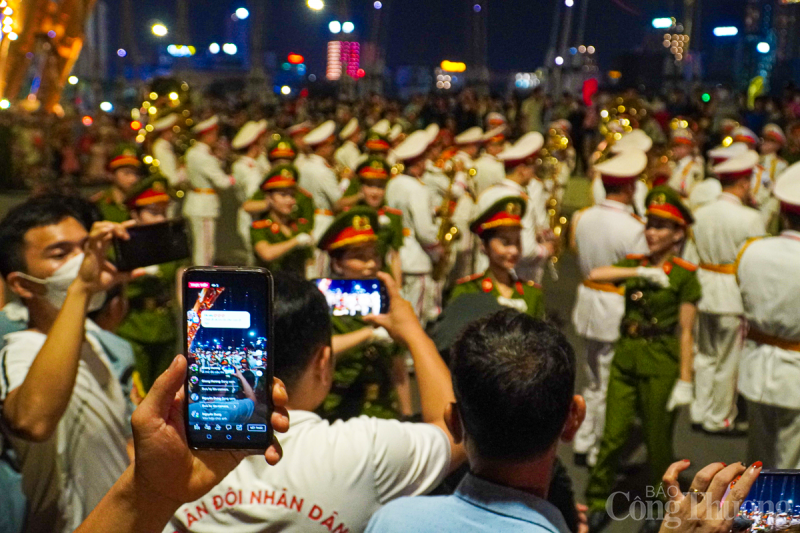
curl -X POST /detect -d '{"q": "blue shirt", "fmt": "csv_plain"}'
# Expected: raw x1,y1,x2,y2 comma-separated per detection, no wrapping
366,472,571,533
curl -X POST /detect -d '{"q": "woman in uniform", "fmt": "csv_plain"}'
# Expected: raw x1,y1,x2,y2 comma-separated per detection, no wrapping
250,165,314,275
585,186,700,527
448,188,546,318
317,206,412,421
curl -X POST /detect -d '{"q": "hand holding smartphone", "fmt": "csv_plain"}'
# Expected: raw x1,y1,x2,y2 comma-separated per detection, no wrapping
182,267,274,451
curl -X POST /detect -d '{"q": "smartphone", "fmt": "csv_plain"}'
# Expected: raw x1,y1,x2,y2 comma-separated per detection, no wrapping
313,278,389,317
734,470,800,531
183,267,274,451
113,219,191,271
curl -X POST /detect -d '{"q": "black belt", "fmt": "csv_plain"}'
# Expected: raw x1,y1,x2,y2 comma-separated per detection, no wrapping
620,320,674,339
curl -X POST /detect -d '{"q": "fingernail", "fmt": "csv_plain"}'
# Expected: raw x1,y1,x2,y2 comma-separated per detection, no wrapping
170,355,182,369
752,461,763,469
721,462,727,467
682,459,690,463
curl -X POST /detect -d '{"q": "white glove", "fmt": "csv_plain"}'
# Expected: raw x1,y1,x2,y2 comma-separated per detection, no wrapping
497,297,529,314
666,380,693,411
294,233,313,247
636,266,671,288
369,327,392,344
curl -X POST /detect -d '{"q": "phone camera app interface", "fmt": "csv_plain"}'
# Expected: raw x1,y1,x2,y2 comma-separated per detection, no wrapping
315,278,382,317
186,279,268,445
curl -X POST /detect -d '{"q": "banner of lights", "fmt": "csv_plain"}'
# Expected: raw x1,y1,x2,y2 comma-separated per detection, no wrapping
326,41,363,80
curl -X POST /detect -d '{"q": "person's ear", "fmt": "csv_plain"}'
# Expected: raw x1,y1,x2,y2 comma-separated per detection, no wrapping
6,272,37,300
560,394,586,443
444,402,464,444
314,343,333,382
673,228,686,245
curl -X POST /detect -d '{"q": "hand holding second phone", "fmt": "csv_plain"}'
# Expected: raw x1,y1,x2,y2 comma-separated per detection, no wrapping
363,272,423,348
659,460,762,533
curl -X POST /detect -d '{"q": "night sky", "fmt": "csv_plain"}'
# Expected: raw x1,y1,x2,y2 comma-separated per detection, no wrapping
106,0,750,77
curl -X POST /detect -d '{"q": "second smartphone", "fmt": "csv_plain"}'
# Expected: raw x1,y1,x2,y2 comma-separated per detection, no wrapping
182,267,274,452
313,278,390,317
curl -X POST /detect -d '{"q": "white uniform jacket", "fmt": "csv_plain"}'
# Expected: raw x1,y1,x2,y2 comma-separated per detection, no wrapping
183,142,232,218
737,231,800,410
684,193,765,315
571,199,649,342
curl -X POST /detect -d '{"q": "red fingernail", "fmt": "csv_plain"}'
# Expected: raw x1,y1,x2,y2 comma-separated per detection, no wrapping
721,462,727,467
752,461,763,469
682,459,690,463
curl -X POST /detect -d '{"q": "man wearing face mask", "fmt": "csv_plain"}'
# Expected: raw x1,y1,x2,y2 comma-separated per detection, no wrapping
0,197,141,533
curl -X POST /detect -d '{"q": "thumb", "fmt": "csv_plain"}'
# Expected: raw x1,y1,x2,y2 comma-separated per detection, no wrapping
142,355,187,421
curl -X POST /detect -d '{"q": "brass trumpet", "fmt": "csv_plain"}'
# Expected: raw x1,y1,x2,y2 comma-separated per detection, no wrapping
432,158,460,282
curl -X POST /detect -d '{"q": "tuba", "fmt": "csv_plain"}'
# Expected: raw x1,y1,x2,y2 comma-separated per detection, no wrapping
431,158,461,282
538,127,570,280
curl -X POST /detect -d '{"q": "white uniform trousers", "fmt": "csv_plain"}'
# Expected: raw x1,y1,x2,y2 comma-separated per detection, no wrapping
402,273,440,327
188,216,217,266
572,339,614,465
691,313,744,431
747,400,800,469
237,209,254,266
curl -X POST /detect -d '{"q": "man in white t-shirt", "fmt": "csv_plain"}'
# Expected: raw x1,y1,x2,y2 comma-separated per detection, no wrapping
164,271,465,533
0,197,141,533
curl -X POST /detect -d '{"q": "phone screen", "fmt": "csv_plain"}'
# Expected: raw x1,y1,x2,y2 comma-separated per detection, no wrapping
735,471,800,531
183,267,273,450
313,278,389,317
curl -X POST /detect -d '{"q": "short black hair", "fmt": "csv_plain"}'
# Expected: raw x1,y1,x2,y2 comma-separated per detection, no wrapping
0,195,92,278
272,273,332,389
784,210,800,231
451,310,576,461
602,182,627,196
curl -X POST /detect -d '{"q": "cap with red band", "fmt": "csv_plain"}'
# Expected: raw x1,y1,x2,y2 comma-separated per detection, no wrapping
260,164,299,191
712,150,759,182
762,124,786,146
645,186,693,226
318,206,379,251
594,149,647,186
774,161,800,215
192,115,219,136
470,187,527,235
497,132,544,169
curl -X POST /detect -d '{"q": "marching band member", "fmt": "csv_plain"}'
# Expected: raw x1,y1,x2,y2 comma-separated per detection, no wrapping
386,130,443,325
586,187,700,528
667,128,704,198
484,132,553,284
570,149,649,466
685,150,766,434
737,162,800,468
231,120,268,262
448,188,545,318
183,116,235,265
317,207,411,420
250,165,314,276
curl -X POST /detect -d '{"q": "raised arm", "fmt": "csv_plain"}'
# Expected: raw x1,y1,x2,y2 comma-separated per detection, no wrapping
364,272,465,470
3,222,139,442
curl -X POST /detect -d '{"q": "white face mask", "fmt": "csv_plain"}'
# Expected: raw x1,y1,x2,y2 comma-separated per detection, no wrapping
15,253,107,312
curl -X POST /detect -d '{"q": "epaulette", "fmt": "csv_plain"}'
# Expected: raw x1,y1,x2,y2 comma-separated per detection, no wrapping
383,206,402,216
525,280,543,289
456,273,483,285
626,254,646,260
297,187,312,198
672,257,698,272
252,219,272,229
89,190,105,203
